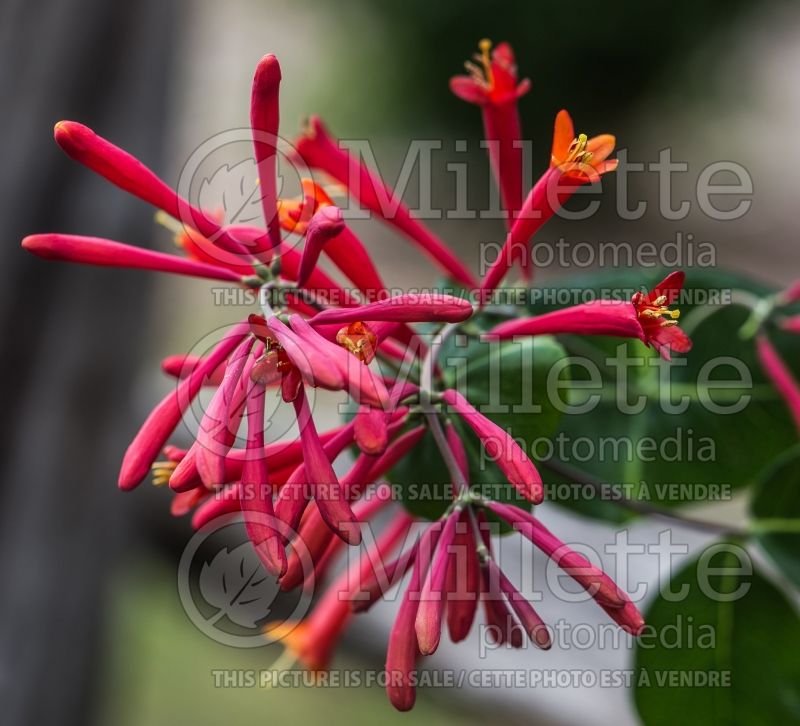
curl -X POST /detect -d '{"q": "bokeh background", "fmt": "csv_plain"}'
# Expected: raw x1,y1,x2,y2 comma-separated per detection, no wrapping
2,0,798,724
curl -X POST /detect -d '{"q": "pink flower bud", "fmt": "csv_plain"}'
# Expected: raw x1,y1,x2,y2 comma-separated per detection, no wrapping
442,389,543,503
22,234,243,282
296,206,345,287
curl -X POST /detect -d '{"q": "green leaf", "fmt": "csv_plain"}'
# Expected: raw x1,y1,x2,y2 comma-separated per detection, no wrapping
750,444,800,588
527,268,800,518
634,550,800,725
388,334,567,520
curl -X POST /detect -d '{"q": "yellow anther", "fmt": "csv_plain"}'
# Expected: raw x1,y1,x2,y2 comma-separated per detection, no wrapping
639,304,681,323
466,39,494,88
154,211,184,237
151,460,177,486
566,133,593,165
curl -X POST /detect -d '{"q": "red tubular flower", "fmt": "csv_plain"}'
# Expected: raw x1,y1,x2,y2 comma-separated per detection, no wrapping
442,389,543,504
293,388,361,545
386,522,442,712
274,421,357,536
280,482,395,592
485,501,645,635
488,271,692,360
194,338,254,488
288,315,389,409
480,110,617,294
451,40,530,235
26,47,665,712
189,484,240,528
250,54,282,252
309,293,474,326
279,178,386,298
52,121,256,268
161,354,225,385
227,224,359,309
296,206,345,287
487,559,551,649
267,510,412,673
480,561,524,647
358,423,426,482
445,511,480,642
757,334,800,434
170,488,208,517
442,423,480,642
118,321,250,490
240,381,286,576
353,404,389,455
293,116,477,288
155,210,246,274
21,234,244,283
415,509,460,655
305,487,397,587
278,424,422,591
183,459,302,530
263,315,344,395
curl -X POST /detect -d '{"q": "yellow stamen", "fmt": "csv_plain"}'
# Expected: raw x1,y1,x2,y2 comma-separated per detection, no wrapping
566,134,593,165
478,38,493,85
154,211,184,237
151,460,177,486
336,322,377,364
465,39,494,88
639,305,681,324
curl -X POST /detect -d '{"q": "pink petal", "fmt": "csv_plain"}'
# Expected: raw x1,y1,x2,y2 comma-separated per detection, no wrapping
289,315,389,408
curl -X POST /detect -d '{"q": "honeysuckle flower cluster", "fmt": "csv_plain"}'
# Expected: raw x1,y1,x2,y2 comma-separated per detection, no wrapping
21,40,700,711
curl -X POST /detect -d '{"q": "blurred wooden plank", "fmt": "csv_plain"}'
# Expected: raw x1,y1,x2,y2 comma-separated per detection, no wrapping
0,1,177,724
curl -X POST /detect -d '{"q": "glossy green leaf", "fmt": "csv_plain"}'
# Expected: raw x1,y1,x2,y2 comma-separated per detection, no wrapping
527,268,800,518
634,550,800,725
750,444,800,588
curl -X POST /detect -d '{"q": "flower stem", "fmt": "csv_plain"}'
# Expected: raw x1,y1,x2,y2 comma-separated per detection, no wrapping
542,459,750,538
